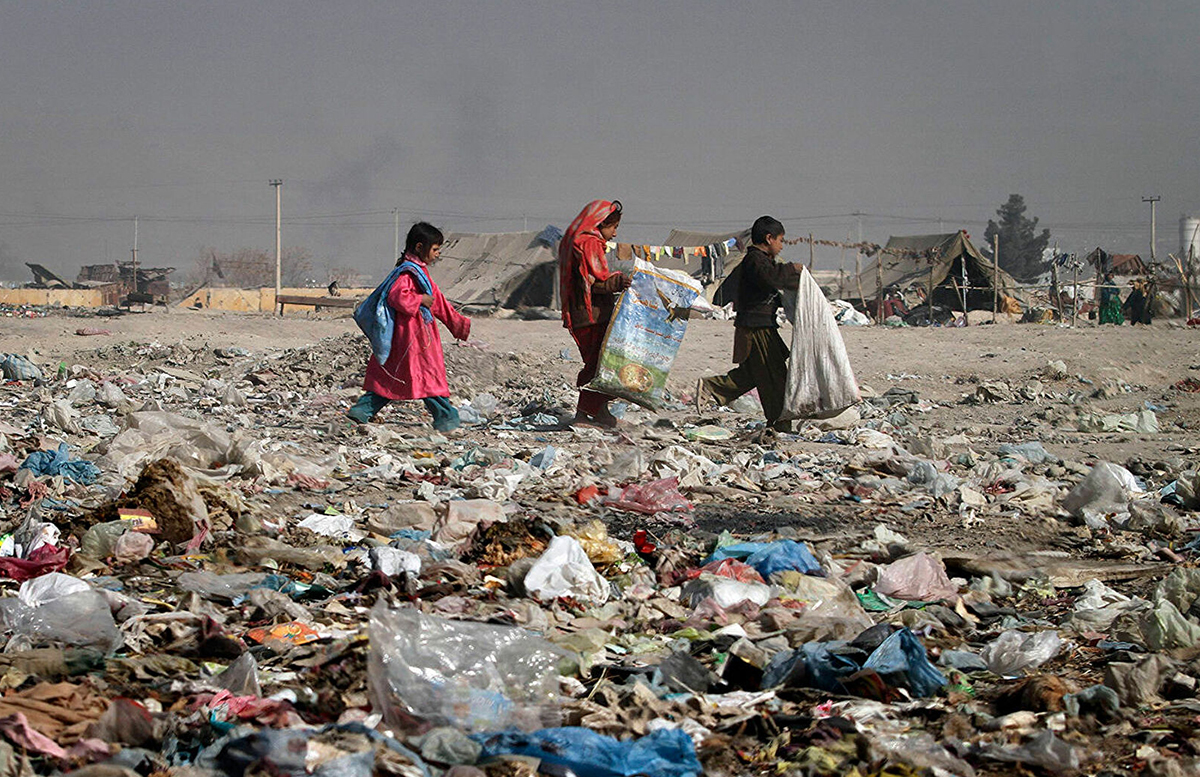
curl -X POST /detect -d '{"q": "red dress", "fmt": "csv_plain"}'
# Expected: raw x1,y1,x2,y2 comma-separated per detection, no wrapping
559,200,623,416
363,267,470,400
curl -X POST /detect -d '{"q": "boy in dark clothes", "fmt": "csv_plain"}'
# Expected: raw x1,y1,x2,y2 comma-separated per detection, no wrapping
696,216,806,430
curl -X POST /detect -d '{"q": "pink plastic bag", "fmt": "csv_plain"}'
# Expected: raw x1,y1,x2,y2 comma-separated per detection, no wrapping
874,552,958,602
605,477,692,514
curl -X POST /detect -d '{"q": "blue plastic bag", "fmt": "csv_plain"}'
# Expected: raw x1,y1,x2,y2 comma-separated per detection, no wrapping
20,443,100,484
475,727,701,777
763,629,945,698
761,642,861,692
706,540,822,579
353,266,405,364
862,627,946,697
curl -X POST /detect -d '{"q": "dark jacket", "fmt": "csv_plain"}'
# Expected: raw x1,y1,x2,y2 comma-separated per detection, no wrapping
733,246,802,328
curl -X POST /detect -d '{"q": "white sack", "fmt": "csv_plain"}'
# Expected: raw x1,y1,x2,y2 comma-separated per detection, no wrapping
780,268,861,421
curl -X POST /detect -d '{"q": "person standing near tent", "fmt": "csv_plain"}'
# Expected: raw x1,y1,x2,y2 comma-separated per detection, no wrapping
1098,271,1124,325
696,215,805,431
348,222,471,430
559,199,632,428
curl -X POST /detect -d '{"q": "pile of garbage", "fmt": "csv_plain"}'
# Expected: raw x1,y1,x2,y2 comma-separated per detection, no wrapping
0,329,1198,776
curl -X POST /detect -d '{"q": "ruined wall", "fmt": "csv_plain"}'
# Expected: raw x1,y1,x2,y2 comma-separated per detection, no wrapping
0,288,107,307
176,287,373,313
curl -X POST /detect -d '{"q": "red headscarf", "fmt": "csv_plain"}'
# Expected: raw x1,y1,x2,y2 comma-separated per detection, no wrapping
559,199,620,329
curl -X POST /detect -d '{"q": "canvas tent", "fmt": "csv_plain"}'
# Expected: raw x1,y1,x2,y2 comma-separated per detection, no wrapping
851,231,1020,312
660,228,750,304
432,230,559,310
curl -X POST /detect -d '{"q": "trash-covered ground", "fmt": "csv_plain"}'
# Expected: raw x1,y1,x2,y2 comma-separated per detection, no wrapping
1,308,1200,777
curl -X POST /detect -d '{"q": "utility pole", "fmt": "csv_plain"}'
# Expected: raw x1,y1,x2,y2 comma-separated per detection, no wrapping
1142,195,1161,261
392,208,400,260
270,180,283,313
130,216,139,296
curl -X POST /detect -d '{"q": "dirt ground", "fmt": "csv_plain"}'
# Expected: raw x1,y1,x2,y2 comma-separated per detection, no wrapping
6,307,1199,467
5,306,1200,774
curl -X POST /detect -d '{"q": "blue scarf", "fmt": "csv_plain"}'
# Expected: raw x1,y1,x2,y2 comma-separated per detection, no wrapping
397,258,434,323
354,255,436,364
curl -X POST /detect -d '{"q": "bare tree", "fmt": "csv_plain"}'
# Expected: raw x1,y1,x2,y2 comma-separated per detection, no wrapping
185,246,316,288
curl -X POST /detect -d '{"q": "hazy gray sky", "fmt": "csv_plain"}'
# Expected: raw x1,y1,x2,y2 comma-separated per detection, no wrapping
2,1,1198,281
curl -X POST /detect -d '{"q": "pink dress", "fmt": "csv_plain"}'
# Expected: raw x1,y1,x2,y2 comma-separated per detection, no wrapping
362,267,470,400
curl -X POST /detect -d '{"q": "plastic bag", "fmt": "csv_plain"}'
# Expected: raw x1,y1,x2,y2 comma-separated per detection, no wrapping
775,572,873,627
564,520,624,567
706,541,822,579
683,574,772,609
20,443,101,484
80,521,132,558
474,726,701,777
873,552,958,602
369,547,422,577
586,260,702,409
367,603,570,732
606,477,692,514
1153,567,1200,614
524,536,610,604
1061,461,1141,518
113,531,154,562
98,381,135,412
981,730,1080,772
1077,409,1159,434
981,629,1063,676
861,628,947,697
0,354,41,381
101,411,236,481
699,559,765,584
779,268,861,420
66,379,97,406
761,642,861,692
0,573,121,653
178,571,269,601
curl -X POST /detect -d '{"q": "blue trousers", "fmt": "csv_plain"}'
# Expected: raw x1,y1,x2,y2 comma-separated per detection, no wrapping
348,392,460,431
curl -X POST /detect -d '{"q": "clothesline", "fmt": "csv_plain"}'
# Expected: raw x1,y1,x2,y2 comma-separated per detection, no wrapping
604,232,951,264
605,236,739,263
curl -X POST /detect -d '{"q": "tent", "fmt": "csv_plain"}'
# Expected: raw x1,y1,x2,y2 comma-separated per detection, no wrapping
432,230,559,310
1085,248,1150,277
660,228,749,304
851,231,1020,312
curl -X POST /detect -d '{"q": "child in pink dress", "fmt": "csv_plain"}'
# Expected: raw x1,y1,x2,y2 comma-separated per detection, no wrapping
348,222,470,430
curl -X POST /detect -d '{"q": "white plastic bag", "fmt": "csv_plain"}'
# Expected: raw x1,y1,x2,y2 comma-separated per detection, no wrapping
683,574,773,609
587,260,702,409
981,629,1062,676
780,268,861,420
368,603,571,732
1061,462,1141,518
523,536,610,604
0,573,121,653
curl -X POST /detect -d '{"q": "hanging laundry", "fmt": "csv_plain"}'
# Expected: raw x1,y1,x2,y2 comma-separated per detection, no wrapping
617,243,633,261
